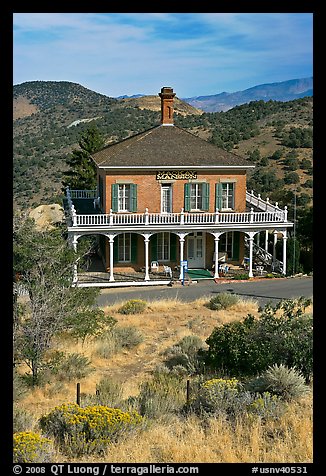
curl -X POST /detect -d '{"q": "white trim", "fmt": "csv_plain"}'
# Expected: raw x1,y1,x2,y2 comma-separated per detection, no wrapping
98,165,255,170
77,280,171,288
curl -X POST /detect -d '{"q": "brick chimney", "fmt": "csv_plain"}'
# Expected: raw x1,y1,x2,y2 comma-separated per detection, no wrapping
159,87,176,125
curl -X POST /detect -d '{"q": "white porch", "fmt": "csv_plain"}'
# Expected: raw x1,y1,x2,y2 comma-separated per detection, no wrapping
64,188,293,286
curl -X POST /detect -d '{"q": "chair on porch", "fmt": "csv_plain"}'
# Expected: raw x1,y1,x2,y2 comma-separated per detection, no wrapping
150,261,159,273
163,265,173,278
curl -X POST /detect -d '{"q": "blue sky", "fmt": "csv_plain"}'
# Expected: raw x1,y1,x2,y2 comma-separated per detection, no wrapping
13,13,313,98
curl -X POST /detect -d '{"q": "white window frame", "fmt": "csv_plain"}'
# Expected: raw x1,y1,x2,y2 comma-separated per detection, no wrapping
190,183,203,211
118,233,131,262
118,184,131,212
161,185,172,213
221,182,235,210
157,232,170,261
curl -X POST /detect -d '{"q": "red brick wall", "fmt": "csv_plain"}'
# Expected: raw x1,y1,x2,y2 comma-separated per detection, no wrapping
102,170,247,214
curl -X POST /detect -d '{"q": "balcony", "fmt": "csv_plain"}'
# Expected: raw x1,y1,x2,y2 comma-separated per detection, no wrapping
64,187,292,232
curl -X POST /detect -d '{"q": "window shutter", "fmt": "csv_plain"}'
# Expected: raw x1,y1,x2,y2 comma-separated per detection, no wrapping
150,234,157,261
130,184,137,212
184,183,191,211
231,183,235,209
98,176,104,209
215,183,223,210
113,236,118,263
202,183,210,211
170,233,177,261
111,184,119,212
131,233,137,263
233,231,240,261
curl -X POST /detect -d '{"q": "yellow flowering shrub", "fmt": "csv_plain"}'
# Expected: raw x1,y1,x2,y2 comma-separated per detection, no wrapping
13,431,54,463
248,391,284,419
118,299,147,314
39,403,143,456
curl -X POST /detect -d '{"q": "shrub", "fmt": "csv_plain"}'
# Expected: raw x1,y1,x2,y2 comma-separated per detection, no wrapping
188,377,251,417
94,325,144,359
54,353,94,381
87,378,124,408
248,392,284,419
163,335,206,375
233,273,250,280
118,299,147,315
137,371,185,419
205,298,313,381
206,292,239,310
39,403,143,457
247,364,309,401
13,405,35,433
13,370,29,402
113,326,144,349
13,431,55,463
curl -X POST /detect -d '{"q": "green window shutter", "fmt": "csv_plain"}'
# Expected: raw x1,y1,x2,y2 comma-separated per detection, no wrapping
111,184,119,212
170,233,177,261
150,234,158,261
202,183,210,211
113,236,118,263
215,183,222,210
131,233,137,263
130,184,137,212
232,231,240,261
184,183,191,211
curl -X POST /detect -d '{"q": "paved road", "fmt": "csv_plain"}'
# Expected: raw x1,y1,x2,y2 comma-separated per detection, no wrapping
97,276,313,308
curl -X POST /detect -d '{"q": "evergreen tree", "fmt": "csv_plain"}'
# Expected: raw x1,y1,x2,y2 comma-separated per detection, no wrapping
62,126,105,191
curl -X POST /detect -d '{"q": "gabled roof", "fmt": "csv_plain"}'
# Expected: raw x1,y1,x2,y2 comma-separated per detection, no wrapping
91,125,253,169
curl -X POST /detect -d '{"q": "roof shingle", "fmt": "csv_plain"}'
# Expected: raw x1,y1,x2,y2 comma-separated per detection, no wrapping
91,124,252,168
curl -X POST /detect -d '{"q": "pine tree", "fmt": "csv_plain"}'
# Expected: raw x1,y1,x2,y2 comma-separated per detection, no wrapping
62,126,105,191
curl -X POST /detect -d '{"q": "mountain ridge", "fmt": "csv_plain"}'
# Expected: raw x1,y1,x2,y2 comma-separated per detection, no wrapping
181,77,313,112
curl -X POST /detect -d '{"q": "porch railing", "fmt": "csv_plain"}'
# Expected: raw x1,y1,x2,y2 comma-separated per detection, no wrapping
65,187,289,228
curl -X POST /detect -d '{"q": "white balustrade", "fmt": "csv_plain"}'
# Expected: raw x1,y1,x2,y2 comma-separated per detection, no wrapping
66,189,288,228
71,209,286,227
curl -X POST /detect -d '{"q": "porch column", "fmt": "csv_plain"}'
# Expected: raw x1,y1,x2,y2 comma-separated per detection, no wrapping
109,235,115,282
71,235,78,284
273,231,278,271
282,232,287,276
256,232,260,246
265,230,269,253
179,236,185,280
144,235,150,281
214,236,220,279
248,233,254,278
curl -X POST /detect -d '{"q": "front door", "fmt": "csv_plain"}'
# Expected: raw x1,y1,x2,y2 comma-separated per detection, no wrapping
187,232,205,268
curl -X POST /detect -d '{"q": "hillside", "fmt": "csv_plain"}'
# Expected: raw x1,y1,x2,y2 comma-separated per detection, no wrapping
183,77,313,112
13,81,313,215
14,296,313,463
121,95,203,116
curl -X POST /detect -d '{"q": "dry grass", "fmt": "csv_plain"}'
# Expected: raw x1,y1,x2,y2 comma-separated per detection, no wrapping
15,295,313,463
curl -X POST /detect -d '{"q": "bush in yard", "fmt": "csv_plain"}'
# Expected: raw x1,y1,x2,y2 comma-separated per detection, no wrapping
39,403,143,457
54,353,94,381
13,431,55,463
163,335,206,375
118,299,147,315
13,405,36,433
137,371,185,419
206,292,240,310
204,297,312,381
187,377,284,420
246,364,309,401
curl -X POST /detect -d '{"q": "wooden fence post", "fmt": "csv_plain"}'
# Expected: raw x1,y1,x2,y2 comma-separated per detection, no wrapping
186,379,190,405
76,382,80,406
